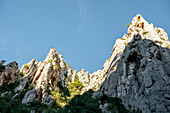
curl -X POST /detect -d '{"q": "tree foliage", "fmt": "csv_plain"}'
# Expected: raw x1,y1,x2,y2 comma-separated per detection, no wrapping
0,77,133,113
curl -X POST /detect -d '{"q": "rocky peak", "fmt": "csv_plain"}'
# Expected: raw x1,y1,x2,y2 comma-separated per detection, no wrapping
127,14,168,41
13,48,70,104
100,14,170,113
102,14,170,79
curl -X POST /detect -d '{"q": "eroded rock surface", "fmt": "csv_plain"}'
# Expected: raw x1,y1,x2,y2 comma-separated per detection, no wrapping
0,60,20,86
14,48,70,104
100,14,170,113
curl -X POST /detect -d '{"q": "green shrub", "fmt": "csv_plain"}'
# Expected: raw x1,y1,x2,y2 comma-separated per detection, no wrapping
55,65,58,70
0,81,31,113
0,92,56,113
0,81,132,113
24,65,29,69
159,41,163,45
60,89,131,113
28,101,56,113
142,31,149,35
0,65,5,72
0,81,19,94
9,64,13,67
124,42,128,46
48,59,52,64
100,94,129,113
50,76,84,107
57,81,70,97
19,72,25,77
0,80,57,113
120,38,126,40
68,75,84,98
25,80,34,89
0,94,30,113
64,73,67,78
127,23,130,27
50,81,70,107
62,89,102,113
111,67,115,71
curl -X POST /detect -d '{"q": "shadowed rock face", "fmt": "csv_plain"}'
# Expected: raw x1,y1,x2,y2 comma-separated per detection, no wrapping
1,14,169,112
101,36,170,113
99,14,170,113
0,61,20,86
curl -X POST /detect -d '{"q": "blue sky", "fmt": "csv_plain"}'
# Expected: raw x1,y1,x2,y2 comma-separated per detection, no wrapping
0,0,170,73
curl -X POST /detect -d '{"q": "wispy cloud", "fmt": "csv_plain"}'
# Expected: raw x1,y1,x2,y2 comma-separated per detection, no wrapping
76,0,88,33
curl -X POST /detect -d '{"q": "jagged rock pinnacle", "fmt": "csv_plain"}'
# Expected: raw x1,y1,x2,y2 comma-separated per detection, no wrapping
127,14,169,42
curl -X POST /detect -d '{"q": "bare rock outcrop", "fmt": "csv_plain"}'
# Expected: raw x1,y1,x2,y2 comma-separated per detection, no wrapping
0,60,20,86
100,14,170,113
13,48,69,104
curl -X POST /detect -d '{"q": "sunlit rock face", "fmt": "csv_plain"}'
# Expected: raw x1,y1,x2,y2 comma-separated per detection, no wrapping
12,48,69,104
100,14,170,113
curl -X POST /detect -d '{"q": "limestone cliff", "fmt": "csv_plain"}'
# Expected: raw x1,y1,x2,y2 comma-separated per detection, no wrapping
0,14,169,113
100,14,170,113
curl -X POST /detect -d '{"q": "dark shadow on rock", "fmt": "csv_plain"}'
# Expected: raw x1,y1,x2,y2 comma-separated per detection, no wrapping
100,34,170,113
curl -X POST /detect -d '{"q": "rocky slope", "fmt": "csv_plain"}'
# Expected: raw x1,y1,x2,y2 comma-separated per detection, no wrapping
0,14,170,113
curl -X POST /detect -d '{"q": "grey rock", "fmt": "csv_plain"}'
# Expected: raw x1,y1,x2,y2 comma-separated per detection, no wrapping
0,61,20,86
21,48,69,104
101,37,170,112
100,14,170,113
0,91,9,97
